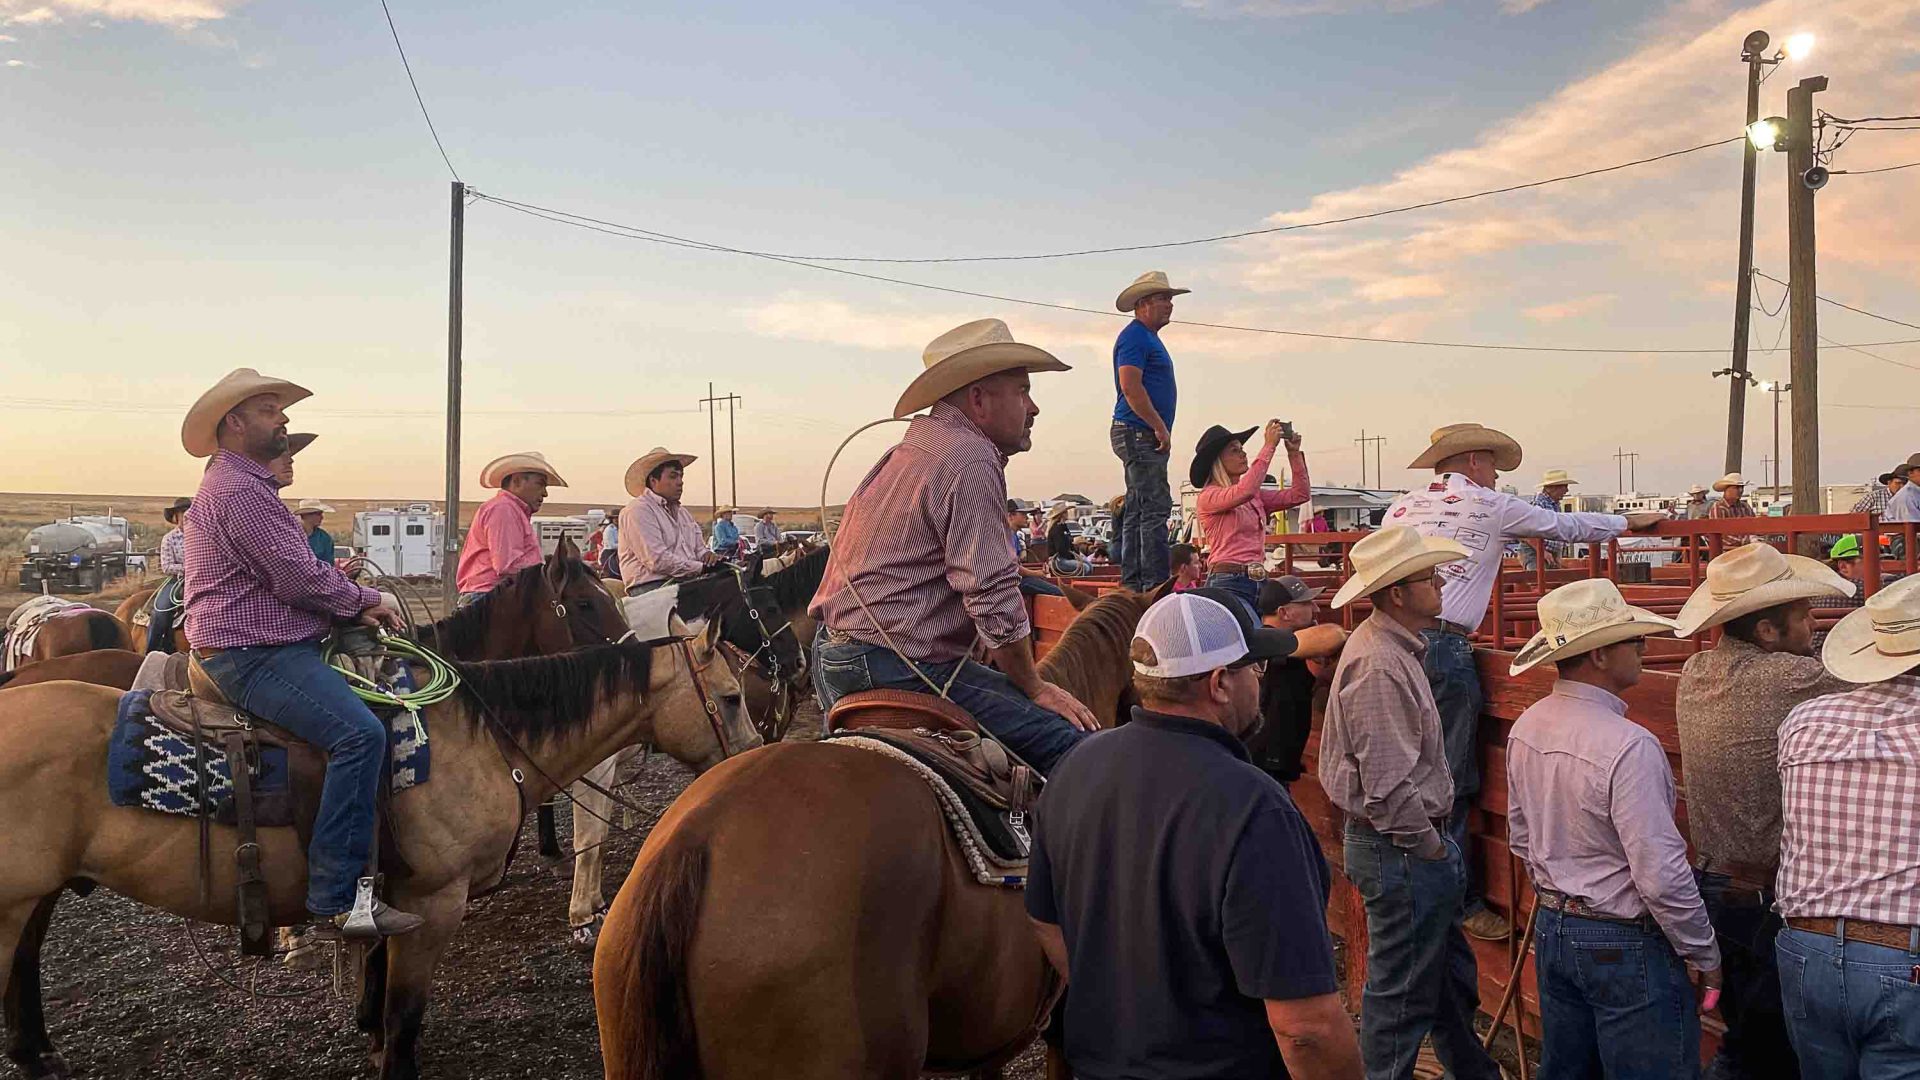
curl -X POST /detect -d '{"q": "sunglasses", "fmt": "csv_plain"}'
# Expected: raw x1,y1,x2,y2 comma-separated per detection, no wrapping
1227,658,1269,676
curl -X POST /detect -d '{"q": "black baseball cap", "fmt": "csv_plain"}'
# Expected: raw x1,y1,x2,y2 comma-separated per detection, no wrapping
1257,576,1325,616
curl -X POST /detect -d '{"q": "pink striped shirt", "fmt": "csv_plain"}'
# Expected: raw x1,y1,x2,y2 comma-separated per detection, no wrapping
810,402,1028,663
1196,443,1310,565
455,490,543,594
184,450,381,650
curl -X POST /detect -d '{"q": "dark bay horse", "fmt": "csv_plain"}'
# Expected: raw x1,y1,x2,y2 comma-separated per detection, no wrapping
592,584,1171,1079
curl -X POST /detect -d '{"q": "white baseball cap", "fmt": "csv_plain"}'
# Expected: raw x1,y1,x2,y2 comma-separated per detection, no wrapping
1132,590,1298,679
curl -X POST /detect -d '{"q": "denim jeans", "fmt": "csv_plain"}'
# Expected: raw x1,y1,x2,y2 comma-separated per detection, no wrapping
198,640,389,916
1110,498,1127,572
1422,627,1488,917
1111,422,1171,593
1204,572,1261,619
1696,872,1798,1080
1018,575,1065,598
1344,821,1501,1080
811,626,1085,775
1535,908,1702,1079
1776,925,1920,1079
146,574,184,653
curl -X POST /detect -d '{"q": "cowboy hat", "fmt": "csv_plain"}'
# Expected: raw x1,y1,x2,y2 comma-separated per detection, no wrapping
1711,472,1747,492
1189,424,1257,489
1823,575,1920,683
1671,542,1852,637
1115,270,1191,312
480,452,569,490
1407,423,1523,472
894,319,1070,419
716,505,736,515
1538,469,1579,489
624,447,698,497
1509,579,1678,675
1687,484,1709,496
162,497,192,523
1331,526,1470,609
181,368,312,458
285,432,318,456
295,498,334,516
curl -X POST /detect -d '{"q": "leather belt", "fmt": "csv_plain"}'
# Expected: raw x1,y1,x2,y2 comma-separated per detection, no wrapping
1692,855,1777,894
1535,887,1656,929
1210,562,1268,581
1435,619,1475,637
1786,917,1920,952
192,647,225,659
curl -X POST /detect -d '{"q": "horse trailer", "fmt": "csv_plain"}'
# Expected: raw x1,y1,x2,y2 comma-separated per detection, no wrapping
352,505,443,578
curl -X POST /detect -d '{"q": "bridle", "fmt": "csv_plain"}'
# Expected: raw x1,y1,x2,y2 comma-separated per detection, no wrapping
721,565,806,740
676,633,738,761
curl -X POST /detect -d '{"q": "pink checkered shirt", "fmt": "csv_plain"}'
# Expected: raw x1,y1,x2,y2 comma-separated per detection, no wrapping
1776,673,1920,925
184,450,382,650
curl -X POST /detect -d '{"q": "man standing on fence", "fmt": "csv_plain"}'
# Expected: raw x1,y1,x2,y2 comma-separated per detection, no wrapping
1109,271,1186,592
1673,542,1854,1080
1321,527,1501,1080
1507,579,1720,1078
1384,424,1658,941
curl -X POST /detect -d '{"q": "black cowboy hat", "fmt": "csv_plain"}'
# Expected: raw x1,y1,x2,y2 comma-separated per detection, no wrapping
163,497,192,522
1189,424,1257,490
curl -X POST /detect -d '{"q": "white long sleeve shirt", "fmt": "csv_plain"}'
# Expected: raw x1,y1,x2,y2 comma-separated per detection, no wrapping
1384,472,1628,630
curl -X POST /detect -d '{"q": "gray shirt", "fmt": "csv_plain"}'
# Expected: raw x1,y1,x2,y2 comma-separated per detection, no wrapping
1319,612,1454,850
1886,482,1920,523
1508,680,1720,971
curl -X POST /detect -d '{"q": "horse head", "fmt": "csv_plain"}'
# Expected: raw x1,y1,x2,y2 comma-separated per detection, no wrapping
656,615,762,771
677,568,808,693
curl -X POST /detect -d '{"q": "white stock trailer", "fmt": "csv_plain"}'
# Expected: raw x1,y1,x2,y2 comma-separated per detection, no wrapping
352,505,444,577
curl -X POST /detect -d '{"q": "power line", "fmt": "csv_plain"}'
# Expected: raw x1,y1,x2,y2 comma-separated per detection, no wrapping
1822,113,1920,125
0,394,698,418
1819,334,1920,374
484,137,1743,266
1841,160,1920,176
378,0,459,181
1753,269,1920,332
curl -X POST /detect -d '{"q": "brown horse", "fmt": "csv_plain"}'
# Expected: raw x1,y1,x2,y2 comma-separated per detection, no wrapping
590,584,1172,1079
3,605,130,667
112,584,184,653
0,626,759,1080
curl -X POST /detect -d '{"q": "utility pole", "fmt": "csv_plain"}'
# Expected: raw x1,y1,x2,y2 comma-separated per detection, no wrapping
1613,448,1639,493
698,382,719,517
1761,455,1773,493
725,393,741,507
1354,432,1386,488
1723,32,1767,475
1787,75,1827,529
441,180,464,612
1761,380,1790,496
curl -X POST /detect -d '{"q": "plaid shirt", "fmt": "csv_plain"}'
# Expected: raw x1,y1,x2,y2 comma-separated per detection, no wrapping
1318,612,1454,849
159,527,187,576
1777,673,1920,925
1853,481,1892,516
184,451,381,650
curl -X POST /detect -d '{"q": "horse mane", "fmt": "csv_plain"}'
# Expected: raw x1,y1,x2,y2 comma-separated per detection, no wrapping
447,640,654,747
84,610,127,651
1038,589,1154,708
416,559,574,656
763,545,830,613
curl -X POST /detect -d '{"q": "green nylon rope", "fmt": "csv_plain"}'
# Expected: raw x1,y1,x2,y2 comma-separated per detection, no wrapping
326,630,461,711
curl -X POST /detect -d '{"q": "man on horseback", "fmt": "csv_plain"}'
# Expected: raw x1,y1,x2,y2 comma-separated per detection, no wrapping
810,319,1099,774
618,447,720,596
454,451,567,606
180,368,418,938
146,496,192,652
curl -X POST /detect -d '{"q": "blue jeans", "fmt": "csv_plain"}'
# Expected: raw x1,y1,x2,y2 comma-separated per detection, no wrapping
1535,908,1702,1079
1205,572,1260,618
1696,873,1797,1080
1344,821,1500,1080
198,641,389,916
146,574,184,653
1018,575,1065,598
1111,422,1171,593
1110,499,1127,571
1423,627,1488,918
1777,925,1920,1079
811,626,1085,775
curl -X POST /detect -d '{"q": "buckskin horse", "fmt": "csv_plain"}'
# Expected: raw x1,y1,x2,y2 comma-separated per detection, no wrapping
112,583,184,654
0,622,759,1080
590,584,1178,1079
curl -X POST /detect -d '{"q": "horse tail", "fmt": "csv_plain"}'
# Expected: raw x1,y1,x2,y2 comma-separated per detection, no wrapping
597,839,708,1080
85,611,129,651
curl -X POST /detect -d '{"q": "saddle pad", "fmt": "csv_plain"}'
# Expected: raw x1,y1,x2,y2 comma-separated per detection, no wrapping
825,732,1030,887
620,585,680,643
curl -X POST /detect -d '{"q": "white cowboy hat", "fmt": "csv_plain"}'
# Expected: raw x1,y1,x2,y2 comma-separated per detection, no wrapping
1712,472,1747,492
716,505,736,515
1407,423,1523,473
294,498,334,515
1539,469,1579,489
624,447,698,497
479,452,569,490
1671,542,1852,637
1823,575,1920,683
1331,526,1470,609
1509,579,1678,675
1115,270,1191,312
894,319,1070,419
181,368,312,458
1687,484,1708,496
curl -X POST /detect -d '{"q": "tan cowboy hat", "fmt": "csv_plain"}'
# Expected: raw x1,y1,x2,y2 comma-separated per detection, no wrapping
1331,526,1470,609
1539,469,1579,489
1509,579,1678,675
1408,423,1523,472
894,319,1070,419
1687,484,1708,496
716,505,736,515
1671,542,1852,637
624,447,698,497
1712,472,1747,492
479,451,569,490
181,368,312,458
285,432,318,456
162,497,192,523
1115,270,1191,312
1823,575,1920,683
294,498,334,516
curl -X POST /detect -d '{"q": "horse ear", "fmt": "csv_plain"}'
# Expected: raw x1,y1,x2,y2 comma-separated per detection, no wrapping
544,543,571,591
555,534,579,561
701,615,723,652
1147,577,1178,604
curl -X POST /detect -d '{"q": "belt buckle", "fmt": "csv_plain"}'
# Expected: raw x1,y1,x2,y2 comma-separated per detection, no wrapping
1246,563,1268,581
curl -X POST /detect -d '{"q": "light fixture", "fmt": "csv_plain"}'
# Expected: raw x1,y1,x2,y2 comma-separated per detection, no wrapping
1758,380,1777,391
1748,116,1788,152
1784,32,1815,60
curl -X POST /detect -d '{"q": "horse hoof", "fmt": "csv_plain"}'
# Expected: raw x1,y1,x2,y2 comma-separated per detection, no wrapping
569,924,599,951
283,941,329,973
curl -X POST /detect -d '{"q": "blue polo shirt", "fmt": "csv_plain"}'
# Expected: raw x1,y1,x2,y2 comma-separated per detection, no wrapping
1026,708,1335,1080
1112,319,1176,431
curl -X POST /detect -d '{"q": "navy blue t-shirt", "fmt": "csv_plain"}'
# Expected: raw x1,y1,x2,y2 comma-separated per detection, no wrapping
1026,709,1336,1080
1112,319,1176,431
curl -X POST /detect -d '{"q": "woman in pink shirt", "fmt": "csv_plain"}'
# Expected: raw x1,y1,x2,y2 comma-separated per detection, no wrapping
1192,419,1310,615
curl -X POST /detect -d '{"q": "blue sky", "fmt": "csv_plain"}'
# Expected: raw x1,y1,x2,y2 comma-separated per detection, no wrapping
3,0,1917,507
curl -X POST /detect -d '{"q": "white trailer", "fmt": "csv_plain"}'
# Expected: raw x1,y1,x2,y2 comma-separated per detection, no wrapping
353,505,444,577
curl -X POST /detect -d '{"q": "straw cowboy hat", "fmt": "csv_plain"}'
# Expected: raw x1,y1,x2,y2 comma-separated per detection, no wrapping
1407,423,1523,472
181,368,312,458
1539,469,1579,489
1189,423,1257,489
1115,270,1191,312
285,432,318,456
894,319,1069,419
1509,579,1679,675
1671,542,1853,637
624,447,698,497
1823,575,1920,683
1331,526,1470,609
295,498,334,516
480,452,569,490
1687,484,1708,496
1712,472,1747,492
162,497,192,523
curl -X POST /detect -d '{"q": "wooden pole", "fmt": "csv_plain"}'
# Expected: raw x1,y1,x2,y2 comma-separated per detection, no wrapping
441,180,464,611
1787,76,1827,541
1725,55,1762,474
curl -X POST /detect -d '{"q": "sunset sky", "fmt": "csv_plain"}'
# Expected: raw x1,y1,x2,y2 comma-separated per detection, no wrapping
4,0,1917,510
